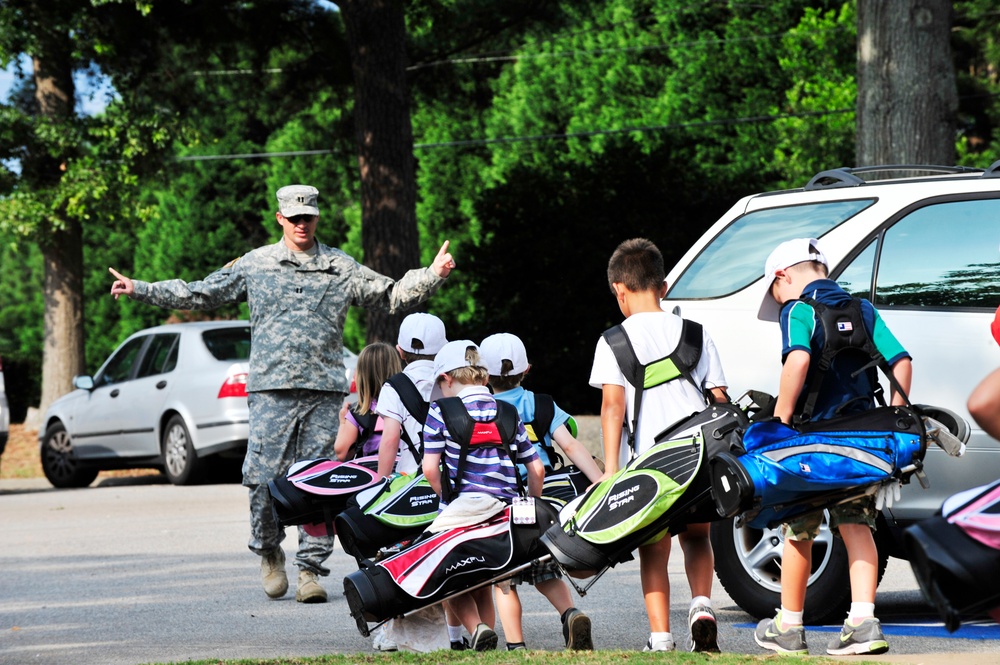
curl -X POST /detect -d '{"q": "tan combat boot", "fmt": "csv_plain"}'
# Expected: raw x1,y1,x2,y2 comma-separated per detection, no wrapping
260,548,288,598
295,569,328,603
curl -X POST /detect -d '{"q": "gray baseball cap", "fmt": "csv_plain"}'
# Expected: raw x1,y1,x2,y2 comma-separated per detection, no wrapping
276,184,319,217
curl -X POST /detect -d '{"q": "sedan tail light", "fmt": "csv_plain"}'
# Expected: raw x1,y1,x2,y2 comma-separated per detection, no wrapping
218,372,248,398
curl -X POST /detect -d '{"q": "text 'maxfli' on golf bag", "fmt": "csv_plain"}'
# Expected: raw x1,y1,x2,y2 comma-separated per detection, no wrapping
707,297,969,529
344,500,559,636
267,456,381,536
904,478,1000,632
541,401,749,576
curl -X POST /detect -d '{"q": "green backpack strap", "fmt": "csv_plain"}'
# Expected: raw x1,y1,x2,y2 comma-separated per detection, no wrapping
602,319,705,451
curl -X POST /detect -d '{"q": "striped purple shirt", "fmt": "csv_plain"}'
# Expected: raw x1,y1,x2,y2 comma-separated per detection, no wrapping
423,385,539,501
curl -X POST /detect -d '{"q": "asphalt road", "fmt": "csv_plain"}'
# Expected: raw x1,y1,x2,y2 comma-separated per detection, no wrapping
1,476,997,665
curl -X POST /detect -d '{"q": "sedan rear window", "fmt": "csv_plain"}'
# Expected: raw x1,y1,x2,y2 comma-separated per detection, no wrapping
202,327,251,361
666,199,875,299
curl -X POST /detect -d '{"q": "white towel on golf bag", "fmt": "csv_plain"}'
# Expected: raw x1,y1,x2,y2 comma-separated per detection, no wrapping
428,492,506,532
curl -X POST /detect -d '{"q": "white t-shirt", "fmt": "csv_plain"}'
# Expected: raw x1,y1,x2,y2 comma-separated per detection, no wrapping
375,359,441,475
589,310,727,468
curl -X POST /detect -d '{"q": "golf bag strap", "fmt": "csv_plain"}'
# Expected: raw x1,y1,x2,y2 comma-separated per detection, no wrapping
797,297,911,424
437,397,524,503
530,394,563,469
386,372,428,464
603,319,705,451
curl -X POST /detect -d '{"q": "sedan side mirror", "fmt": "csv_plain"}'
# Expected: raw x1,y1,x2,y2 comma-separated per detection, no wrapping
73,375,95,391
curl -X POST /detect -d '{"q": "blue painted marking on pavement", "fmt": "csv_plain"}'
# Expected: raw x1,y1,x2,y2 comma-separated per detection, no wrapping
735,620,999,640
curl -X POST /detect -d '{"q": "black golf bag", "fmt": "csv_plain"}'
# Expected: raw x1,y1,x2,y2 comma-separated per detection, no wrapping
541,402,748,574
343,499,559,635
267,456,380,535
904,478,1000,632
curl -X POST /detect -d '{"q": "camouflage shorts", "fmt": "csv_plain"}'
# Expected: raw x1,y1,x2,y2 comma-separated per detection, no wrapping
509,557,563,587
782,496,878,541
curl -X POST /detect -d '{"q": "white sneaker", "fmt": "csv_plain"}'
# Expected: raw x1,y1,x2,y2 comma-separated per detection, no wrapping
372,624,398,652
642,636,675,652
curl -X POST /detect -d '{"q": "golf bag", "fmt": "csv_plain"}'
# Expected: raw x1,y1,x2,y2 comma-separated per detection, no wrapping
343,499,559,635
336,463,592,561
905,478,1000,632
541,402,748,574
336,472,441,560
267,456,381,536
708,405,927,529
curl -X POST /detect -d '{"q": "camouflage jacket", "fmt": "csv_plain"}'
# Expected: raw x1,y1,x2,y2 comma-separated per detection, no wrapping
131,241,444,392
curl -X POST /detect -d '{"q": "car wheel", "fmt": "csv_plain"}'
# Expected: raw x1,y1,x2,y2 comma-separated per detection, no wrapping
710,513,889,625
162,415,201,485
41,422,99,489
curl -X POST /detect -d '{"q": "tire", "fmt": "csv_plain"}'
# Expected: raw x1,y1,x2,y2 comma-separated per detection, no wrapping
41,422,99,489
161,415,201,485
710,513,889,625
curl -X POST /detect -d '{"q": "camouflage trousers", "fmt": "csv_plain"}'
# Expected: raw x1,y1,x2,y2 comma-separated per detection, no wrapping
244,389,344,576
782,495,878,542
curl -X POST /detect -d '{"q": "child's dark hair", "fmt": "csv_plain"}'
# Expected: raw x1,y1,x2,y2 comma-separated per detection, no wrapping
489,359,524,392
607,238,666,294
401,349,435,365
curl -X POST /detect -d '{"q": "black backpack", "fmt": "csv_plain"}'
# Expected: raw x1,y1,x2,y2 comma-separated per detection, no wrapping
436,397,523,503
796,297,911,424
385,372,430,464
602,319,706,451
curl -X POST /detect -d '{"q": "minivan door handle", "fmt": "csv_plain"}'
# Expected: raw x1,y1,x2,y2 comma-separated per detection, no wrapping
110,389,120,398
156,381,167,390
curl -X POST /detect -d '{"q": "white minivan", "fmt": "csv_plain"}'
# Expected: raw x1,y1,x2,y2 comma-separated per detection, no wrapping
663,164,1000,623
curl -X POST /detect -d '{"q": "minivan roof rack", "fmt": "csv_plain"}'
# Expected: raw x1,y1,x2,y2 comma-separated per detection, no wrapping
804,164,986,191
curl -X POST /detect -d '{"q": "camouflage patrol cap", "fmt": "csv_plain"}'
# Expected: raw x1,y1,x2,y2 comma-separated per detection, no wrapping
276,184,320,217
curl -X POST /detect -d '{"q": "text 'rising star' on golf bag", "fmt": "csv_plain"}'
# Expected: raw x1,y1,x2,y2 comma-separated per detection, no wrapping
905,478,1000,632
707,297,968,529
343,397,557,635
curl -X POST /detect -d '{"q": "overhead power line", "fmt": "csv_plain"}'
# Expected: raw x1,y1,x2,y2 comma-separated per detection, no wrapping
174,107,853,162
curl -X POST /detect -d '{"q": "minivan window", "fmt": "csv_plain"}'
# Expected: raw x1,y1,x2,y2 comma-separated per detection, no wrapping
203,327,252,361
836,239,876,300
874,198,1000,308
666,199,875,299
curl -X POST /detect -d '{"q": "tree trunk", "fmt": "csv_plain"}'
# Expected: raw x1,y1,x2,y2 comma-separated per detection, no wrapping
856,0,958,166
339,0,421,344
33,41,85,414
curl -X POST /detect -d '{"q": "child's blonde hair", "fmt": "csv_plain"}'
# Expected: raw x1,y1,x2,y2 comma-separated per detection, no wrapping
355,342,402,414
440,346,490,386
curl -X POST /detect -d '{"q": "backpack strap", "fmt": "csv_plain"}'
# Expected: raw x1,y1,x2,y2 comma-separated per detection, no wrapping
436,397,524,503
386,372,429,464
528,394,563,469
346,407,377,460
602,319,705,451
796,297,911,424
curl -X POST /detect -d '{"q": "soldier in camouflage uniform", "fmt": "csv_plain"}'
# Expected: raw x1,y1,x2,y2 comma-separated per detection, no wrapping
109,184,456,604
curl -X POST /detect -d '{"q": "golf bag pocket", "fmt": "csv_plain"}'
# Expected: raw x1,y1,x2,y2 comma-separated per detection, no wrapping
905,478,1000,632
709,406,926,529
344,500,558,633
336,473,440,560
540,465,593,509
268,457,381,536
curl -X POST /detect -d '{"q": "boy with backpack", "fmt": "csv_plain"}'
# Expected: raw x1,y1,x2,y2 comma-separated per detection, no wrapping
375,312,448,478
589,238,729,653
422,340,545,651
753,238,912,656
479,332,598,651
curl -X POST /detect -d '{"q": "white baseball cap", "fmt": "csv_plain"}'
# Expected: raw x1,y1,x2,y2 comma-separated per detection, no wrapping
433,340,481,378
757,237,829,322
397,313,448,355
479,333,529,376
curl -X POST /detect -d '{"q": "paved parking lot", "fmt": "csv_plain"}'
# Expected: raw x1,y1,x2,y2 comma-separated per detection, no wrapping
1,477,997,665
